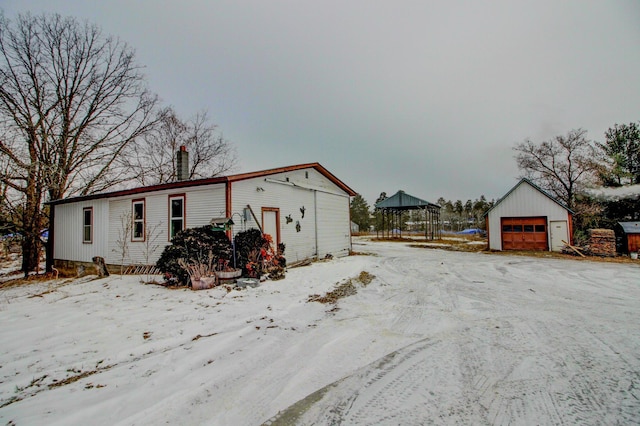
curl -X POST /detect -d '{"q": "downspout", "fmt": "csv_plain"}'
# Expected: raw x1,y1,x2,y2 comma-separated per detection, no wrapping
485,216,490,250
314,190,319,258
46,203,55,272
225,181,232,240
347,196,352,253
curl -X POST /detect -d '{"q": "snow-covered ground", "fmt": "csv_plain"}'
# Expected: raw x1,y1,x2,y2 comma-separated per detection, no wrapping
1,238,639,425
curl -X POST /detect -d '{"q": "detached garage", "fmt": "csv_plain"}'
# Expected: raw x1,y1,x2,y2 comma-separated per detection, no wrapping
485,178,573,251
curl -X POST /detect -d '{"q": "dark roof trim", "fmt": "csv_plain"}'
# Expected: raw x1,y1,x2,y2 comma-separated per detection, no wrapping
375,190,440,210
483,178,574,217
618,222,640,234
49,163,356,206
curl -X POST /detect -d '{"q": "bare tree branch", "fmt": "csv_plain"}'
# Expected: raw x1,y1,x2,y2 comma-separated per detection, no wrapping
125,108,237,186
0,12,160,273
513,129,600,210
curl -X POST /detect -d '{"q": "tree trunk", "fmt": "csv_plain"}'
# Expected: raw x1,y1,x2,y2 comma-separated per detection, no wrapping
21,172,43,276
21,232,41,276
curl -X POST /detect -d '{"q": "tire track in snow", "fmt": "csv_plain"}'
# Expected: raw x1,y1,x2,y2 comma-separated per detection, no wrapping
263,244,640,425
265,304,638,425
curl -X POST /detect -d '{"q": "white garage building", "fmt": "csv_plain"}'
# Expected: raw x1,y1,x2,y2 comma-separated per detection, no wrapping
48,163,356,271
485,178,573,251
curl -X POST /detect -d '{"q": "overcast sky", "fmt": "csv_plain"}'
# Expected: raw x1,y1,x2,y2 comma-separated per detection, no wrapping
3,1,639,205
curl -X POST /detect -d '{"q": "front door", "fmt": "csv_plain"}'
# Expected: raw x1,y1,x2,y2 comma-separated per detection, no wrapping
262,208,280,250
549,220,568,252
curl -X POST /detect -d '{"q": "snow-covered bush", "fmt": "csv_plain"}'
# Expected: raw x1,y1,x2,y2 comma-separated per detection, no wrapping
156,226,232,286
234,229,285,280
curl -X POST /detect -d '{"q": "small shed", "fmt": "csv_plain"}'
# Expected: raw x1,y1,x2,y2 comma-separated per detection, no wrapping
617,222,640,254
484,178,573,251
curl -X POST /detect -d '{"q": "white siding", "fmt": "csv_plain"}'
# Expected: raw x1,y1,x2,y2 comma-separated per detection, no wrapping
52,165,353,267
487,181,570,251
231,174,318,263
53,199,109,263
230,167,351,262
106,184,226,265
185,186,227,228
316,191,352,258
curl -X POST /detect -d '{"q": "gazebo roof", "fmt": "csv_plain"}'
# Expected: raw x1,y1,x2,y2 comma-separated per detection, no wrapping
375,190,440,211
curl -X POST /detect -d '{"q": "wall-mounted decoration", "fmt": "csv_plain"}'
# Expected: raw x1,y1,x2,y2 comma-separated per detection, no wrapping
300,206,306,219
296,221,301,232
285,214,293,224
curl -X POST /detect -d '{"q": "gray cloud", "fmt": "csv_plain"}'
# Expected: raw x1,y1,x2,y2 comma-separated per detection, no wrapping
3,0,639,205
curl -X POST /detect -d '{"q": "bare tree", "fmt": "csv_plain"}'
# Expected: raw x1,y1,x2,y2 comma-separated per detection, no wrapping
141,221,162,283
514,129,600,210
112,211,131,277
0,13,159,274
127,108,237,185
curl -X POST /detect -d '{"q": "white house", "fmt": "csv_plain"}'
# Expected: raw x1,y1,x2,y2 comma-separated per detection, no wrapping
484,178,573,251
48,163,356,271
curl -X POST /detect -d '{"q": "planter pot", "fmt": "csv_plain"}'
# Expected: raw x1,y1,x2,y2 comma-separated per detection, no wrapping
215,269,242,280
192,276,217,290
631,252,638,260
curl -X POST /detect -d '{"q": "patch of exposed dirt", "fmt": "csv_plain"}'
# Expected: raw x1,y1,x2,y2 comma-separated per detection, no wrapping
482,249,637,264
1,361,113,409
0,272,67,290
368,235,488,253
372,236,637,264
307,271,375,305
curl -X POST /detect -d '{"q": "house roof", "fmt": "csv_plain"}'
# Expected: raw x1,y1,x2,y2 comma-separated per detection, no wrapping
618,222,640,234
375,190,440,211
483,178,574,217
49,162,357,206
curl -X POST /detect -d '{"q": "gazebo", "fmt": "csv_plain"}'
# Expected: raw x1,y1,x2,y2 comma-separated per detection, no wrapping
374,190,441,240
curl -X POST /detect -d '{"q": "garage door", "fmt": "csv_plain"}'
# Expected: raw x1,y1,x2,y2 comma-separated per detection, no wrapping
501,217,547,250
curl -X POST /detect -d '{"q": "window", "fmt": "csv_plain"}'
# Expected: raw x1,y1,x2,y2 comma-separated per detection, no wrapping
169,195,185,239
83,207,93,243
524,225,534,232
132,199,145,241
535,224,546,232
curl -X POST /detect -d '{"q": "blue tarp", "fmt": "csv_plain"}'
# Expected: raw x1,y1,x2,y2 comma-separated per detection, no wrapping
456,228,484,235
